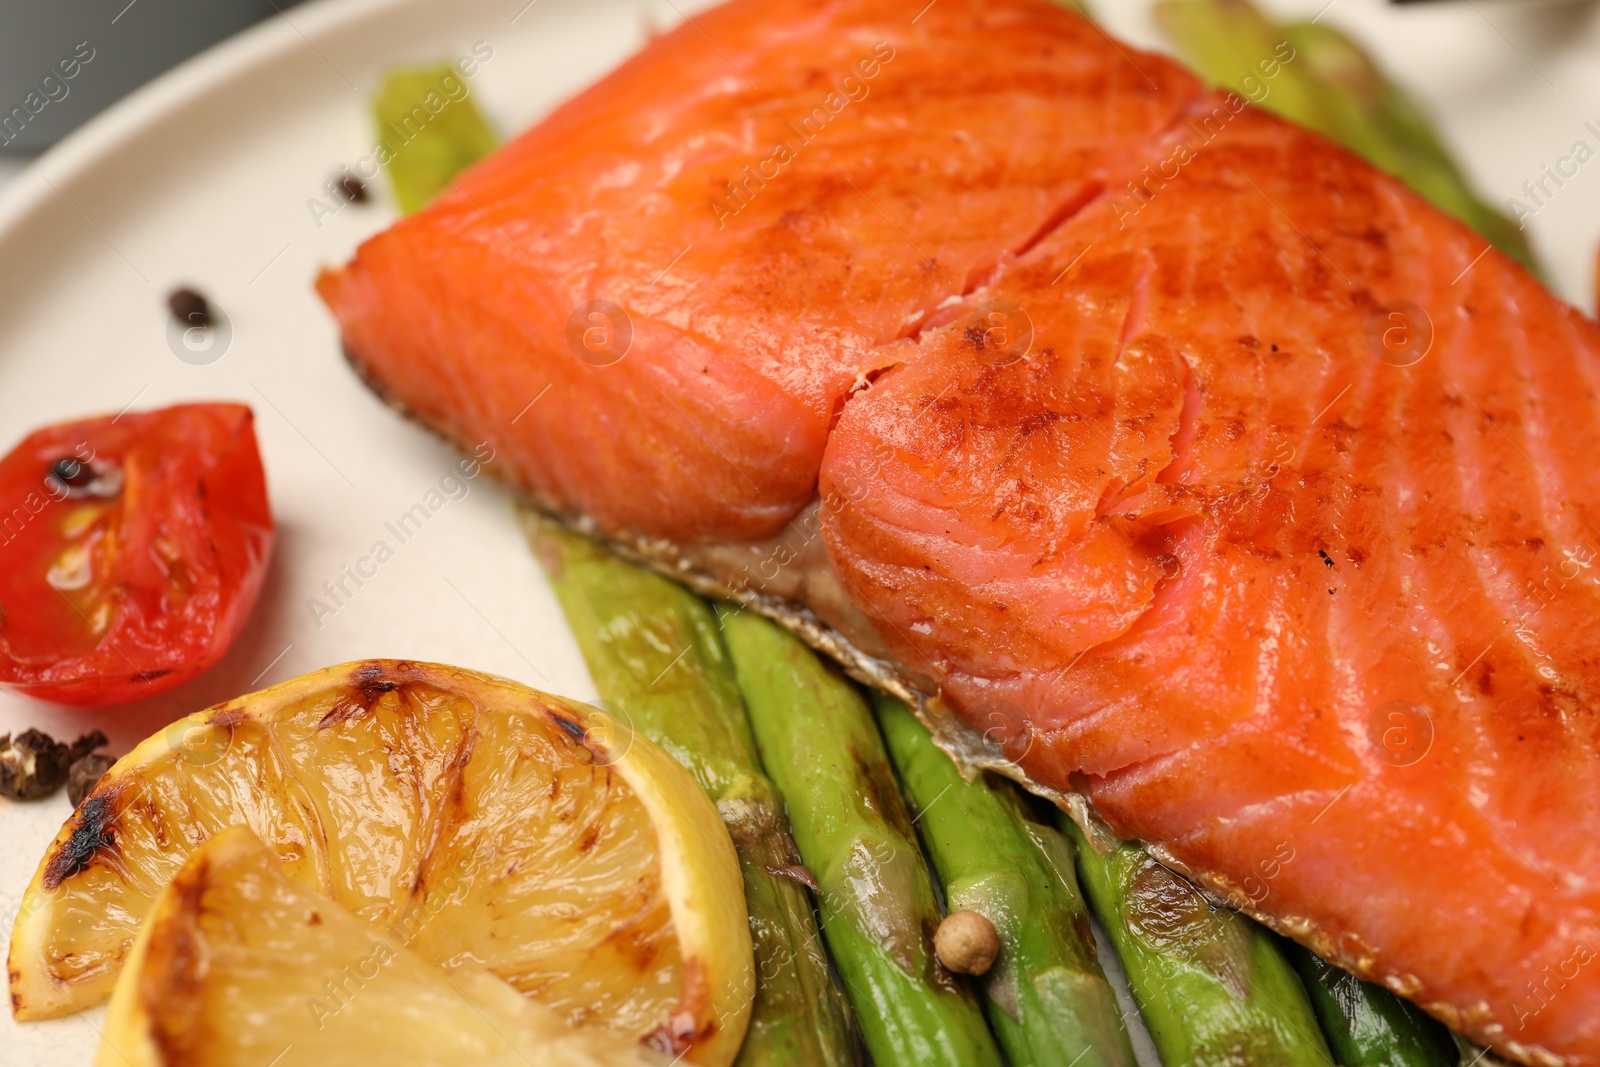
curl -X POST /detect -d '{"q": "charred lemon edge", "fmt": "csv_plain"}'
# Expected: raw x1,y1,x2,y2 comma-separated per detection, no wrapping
11,660,754,1067
555,694,754,1065
10,663,421,1019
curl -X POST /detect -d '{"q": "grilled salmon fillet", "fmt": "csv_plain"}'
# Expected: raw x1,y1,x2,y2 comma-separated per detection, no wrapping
318,2,1600,1063
319,0,1198,542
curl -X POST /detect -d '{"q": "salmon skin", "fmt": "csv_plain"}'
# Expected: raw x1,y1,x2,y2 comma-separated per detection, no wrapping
317,2,1600,1063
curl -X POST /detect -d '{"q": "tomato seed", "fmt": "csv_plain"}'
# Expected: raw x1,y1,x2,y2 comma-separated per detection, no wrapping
47,543,93,592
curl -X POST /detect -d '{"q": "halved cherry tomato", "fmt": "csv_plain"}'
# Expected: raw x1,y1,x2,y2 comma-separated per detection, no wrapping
0,403,274,706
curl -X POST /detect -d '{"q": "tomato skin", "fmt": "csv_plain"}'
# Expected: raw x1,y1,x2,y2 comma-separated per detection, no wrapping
0,403,274,706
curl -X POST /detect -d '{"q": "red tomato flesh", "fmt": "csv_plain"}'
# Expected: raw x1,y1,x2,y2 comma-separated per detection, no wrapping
0,403,274,705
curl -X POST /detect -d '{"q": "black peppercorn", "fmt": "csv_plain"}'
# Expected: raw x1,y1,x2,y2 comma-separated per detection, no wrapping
338,174,369,203
0,729,108,800
167,287,212,328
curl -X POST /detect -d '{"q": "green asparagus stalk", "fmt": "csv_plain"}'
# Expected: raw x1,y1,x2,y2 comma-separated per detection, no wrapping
1282,939,1457,1067
872,693,1137,1067
372,64,499,213
525,515,854,1067
1154,0,1540,275
1061,817,1334,1067
718,608,1004,1067
1155,0,1330,145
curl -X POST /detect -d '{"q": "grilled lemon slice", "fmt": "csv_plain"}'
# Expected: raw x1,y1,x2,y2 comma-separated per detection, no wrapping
97,826,670,1067
12,660,751,1066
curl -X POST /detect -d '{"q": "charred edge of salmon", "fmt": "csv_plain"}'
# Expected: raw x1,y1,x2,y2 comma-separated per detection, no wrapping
347,343,1553,1066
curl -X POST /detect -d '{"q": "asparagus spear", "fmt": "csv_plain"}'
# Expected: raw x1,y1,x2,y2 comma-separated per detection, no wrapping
873,692,1137,1067
1153,0,1540,276
1282,940,1457,1067
372,64,499,213
1154,0,1331,145
719,608,1004,1067
526,515,854,1067
1061,817,1334,1067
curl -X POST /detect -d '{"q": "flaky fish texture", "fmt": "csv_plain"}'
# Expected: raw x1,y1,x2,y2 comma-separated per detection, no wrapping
317,2,1600,1063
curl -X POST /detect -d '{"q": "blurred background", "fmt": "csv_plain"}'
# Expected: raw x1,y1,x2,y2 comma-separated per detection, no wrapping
0,0,305,177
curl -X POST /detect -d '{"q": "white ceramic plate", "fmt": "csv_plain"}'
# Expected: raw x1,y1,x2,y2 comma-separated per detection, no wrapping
0,0,1595,1063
